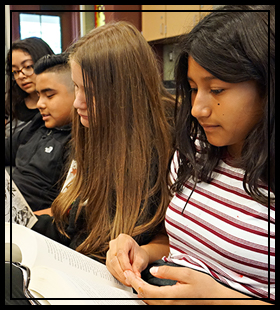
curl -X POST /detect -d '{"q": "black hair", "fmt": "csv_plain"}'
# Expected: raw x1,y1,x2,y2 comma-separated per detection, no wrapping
34,53,70,75
5,37,54,127
9,37,54,66
173,5,274,206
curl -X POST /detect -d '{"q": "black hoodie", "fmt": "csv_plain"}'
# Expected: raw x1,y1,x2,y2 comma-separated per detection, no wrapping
5,113,71,211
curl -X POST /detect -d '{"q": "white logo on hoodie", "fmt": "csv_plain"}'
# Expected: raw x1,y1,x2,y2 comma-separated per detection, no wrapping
45,146,53,153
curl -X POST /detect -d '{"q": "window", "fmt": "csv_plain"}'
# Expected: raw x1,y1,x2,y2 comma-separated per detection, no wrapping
19,13,62,54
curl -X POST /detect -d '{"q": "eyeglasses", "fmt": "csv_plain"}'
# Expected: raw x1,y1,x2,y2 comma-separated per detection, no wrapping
12,65,34,80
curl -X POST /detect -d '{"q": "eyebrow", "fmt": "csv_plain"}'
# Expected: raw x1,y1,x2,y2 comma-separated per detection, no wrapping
187,76,220,82
12,59,33,68
37,88,56,94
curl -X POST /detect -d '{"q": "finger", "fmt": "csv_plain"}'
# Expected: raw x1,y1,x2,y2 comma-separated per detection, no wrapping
124,270,175,305
107,255,130,286
106,238,118,262
124,269,155,299
106,236,134,285
131,254,147,277
124,270,144,294
150,265,190,282
107,253,134,286
113,235,136,272
116,248,133,272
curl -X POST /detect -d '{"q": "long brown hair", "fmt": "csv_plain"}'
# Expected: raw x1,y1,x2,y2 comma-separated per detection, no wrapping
51,22,174,261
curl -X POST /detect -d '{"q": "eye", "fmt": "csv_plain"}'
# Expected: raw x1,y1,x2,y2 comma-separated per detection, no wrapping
45,92,55,99
210,89,224,95
189,88,198,93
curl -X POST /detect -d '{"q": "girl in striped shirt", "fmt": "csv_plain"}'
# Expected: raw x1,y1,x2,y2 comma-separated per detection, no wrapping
107,5,275,305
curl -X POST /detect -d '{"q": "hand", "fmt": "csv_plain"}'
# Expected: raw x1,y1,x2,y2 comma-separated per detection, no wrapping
124,265,253,305
106,234,149,286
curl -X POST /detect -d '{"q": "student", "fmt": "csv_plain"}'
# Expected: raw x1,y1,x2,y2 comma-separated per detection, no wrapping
5,53,74,211
106,5,275,305
32,21,174,264
5,37,54,137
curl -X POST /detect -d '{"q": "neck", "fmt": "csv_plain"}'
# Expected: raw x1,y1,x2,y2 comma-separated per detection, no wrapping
25,92,38,109
227,142,243,159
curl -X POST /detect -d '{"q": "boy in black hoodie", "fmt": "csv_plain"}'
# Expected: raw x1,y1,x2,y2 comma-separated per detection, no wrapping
5,54,74,211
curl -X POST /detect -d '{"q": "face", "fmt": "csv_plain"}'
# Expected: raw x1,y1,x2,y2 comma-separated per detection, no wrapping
12,49,37,94
36,72,74,128
71,61,89,128
188,56,263,157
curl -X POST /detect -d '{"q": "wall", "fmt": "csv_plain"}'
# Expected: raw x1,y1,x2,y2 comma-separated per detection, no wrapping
163,43,181,81
104,5,141,31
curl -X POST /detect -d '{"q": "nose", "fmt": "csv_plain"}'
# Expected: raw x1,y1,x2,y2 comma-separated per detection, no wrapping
73,90,87,111
17,71,26,80
36,96,46,110
191,91,212,119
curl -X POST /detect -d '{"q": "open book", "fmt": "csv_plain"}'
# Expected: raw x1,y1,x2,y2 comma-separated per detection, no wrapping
5,223,145,305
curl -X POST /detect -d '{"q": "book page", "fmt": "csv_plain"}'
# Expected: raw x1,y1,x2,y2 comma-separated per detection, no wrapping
5,222,38,266
5,169,38,228
30,267,145,305
6,223,131,293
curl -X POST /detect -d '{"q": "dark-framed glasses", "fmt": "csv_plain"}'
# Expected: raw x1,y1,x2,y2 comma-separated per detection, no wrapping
12,65,34,80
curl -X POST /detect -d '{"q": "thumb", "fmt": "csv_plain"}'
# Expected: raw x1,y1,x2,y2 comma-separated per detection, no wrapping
131,248,149,277
131,256,146,278
150,265,187,282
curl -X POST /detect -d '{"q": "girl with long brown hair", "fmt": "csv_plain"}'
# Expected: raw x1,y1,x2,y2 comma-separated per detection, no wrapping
33,21,174,263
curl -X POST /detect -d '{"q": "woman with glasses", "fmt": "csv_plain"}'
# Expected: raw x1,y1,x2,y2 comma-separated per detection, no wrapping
5,37,54,136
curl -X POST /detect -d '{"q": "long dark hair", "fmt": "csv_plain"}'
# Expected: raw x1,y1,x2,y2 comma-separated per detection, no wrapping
5,37,54,123
172,5,274,206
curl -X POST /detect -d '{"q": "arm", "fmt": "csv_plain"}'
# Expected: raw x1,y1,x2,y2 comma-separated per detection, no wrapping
5,115,43,165
124,266,273,305
5,129,21,166
140,232,169,265
33,207,53,216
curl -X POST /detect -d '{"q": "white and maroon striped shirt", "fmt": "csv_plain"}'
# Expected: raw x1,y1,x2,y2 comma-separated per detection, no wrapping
163,152,275,301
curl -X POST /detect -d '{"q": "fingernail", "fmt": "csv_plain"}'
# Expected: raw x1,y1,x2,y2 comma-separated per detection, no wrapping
150,266,158,275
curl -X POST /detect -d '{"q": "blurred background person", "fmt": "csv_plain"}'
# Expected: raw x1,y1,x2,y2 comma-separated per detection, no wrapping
5,37,54,137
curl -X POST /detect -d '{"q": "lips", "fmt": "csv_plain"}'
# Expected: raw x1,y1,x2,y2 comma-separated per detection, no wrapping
22,82,32,88
200,124,220,132
78,113,88,120
41,114,51,120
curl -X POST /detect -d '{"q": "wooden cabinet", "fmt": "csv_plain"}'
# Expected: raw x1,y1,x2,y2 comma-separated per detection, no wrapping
165,5,200,38
142,5,213,42
141,6,166,42
200,5,214,21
